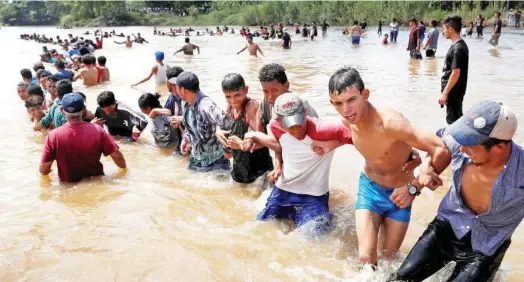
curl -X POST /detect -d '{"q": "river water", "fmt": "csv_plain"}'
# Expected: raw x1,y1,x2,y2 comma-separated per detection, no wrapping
1,26,523,282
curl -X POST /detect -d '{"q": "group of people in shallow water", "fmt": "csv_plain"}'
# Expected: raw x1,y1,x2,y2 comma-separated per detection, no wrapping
14,14,524,282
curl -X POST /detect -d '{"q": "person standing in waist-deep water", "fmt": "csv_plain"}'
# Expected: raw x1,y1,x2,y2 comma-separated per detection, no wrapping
216,73,273,184
423,20,440,58
377,21,383,35
388,100,523,282
132,51,168,87
407,18,422,59
281,28,292,49
489,12,503,47
389,18,399,43
439,15,469,125
475,14,485,37
321,20,329,36
138,93,179,148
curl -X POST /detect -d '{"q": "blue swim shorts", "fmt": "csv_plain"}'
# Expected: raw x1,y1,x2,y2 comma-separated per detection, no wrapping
355,173,411,222
352,36,361,44
256,186,333,238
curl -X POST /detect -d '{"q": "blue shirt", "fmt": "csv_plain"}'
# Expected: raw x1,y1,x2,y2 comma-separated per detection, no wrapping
438,134,524,255
164,93,183,116
68,49,80,57
56,69,74,80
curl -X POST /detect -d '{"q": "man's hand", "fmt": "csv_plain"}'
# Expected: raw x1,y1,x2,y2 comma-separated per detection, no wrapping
215,128,230,147
438,93,448,106
131,127,141,141
91,117,105,126
311,140,338,156
402,150,422,173
169,116,183,129
241,139,257,152
227,135,243,150
267,168,282,184
181,140,192,155
418,164,443,190
390,185,415,209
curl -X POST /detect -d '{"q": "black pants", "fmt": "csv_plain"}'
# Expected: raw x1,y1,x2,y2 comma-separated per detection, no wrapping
445,92,465,125
388,217,511,282
476,26,483,36
425,49,435,57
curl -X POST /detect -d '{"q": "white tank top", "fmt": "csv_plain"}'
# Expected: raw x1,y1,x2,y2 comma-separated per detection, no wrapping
155,63,167,85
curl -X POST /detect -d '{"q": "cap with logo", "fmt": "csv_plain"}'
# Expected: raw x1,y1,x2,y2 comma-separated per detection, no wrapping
274,92,305,129
61,93,86,114
447,100,517,146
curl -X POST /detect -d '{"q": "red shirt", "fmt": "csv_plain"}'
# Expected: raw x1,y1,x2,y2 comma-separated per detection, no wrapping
96,40,103,49
41,122,119,182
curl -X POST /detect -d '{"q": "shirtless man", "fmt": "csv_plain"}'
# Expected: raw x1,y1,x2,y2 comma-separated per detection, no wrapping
114,35,133,48
350,21,363,45
174,37,200,55
133,33,149,44
97,56,110,82
315,67,449,268
237,34,264,57
73,56,99,86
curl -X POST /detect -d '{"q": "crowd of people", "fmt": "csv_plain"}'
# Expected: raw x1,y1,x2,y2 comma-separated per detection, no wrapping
14,12,524,282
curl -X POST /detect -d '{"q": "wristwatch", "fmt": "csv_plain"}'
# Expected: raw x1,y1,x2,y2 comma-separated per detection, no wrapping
407,182,421,196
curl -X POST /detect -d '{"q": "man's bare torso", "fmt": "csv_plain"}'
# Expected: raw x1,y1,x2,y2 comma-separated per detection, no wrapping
347,107,413,188
100,67,110,81
182,43,195,55
80,67,98,86
247,43,259,56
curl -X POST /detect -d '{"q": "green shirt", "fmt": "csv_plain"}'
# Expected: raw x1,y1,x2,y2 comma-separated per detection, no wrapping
40,100,67,129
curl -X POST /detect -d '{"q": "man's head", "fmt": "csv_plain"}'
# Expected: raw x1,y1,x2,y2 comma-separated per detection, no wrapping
353,20,359,25
328,67,368,124
126,35,131,40
27,84,44,99
166,66,184,94
25,95,44,119
185,37,190,43
97,91,117,114
60,93,86,121
56,79,73,100
446,100,517,166
155,51,164,62
46,74,62,97
393,18,397,22
55,60,66,70
409,18,417,27
173,71,200,102
36,69,51,85
97,56,107,66
258,63,289,104
222,73,249,110
275,93,307,140
495,12,501,18
431,20,438,27
246,33,253,43
442,15,462,39
20,68,32,82
33,62,45,72
137,33,141,37
17,81,29,101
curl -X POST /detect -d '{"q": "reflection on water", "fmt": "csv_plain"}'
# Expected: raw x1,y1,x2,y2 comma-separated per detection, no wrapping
1,26,524,281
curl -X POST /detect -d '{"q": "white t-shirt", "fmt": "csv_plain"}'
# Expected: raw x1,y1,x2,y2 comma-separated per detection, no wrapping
390,22,399,32
270,117,352,196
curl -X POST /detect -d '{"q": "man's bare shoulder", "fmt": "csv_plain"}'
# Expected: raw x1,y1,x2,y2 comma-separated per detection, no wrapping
377,107,410,133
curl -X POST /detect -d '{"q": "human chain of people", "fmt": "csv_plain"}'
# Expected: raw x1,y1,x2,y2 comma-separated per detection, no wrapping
14,12,524,282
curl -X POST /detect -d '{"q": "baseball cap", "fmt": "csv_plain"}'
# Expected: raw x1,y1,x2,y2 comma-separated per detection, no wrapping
274,92,305,129
155,51,164,61
36,69,51,79
447,100,517,146
174,71,200,92
61,93,86,113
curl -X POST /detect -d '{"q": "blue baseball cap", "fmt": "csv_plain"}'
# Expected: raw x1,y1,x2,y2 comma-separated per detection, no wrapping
155,51,164,61
446,100,517,146
61,93,86,113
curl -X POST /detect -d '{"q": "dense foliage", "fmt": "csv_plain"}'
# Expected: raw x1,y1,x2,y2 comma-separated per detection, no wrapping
0,1,518,27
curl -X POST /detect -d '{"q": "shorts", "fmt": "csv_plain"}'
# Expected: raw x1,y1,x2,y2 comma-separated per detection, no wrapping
426,49,436,57
356,173,411,222
351,36,361,44
388,217,511,282
257,186,332,238
188,155,231,172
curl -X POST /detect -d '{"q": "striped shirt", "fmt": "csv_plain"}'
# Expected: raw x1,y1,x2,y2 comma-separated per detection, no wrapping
438,134,524,255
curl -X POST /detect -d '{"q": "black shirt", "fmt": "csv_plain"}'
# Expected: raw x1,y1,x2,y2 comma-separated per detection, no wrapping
282,33,291,48
441,39,469,95
95,101,148,137
321,22,329,31
494,18,502,33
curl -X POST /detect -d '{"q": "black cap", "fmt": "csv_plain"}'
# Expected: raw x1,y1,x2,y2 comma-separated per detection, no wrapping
48,73,63,82
27,84,44,96
175,71,200,93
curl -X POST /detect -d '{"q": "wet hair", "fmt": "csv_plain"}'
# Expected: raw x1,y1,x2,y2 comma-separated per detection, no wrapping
443,15,463,33
185,37,190,43
258,63,288,84
138,93,162,109
20,68,32,80
431,20,438,27
482,138,511,150
81,55,92,65
56,79,73,99
353,20,359,25
27,84,44,96
166,66,184,80
97,91,116,107
222,73,246,92
17,81,29,88
97,56,106,66
25,95,44,109
328,67,365,95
